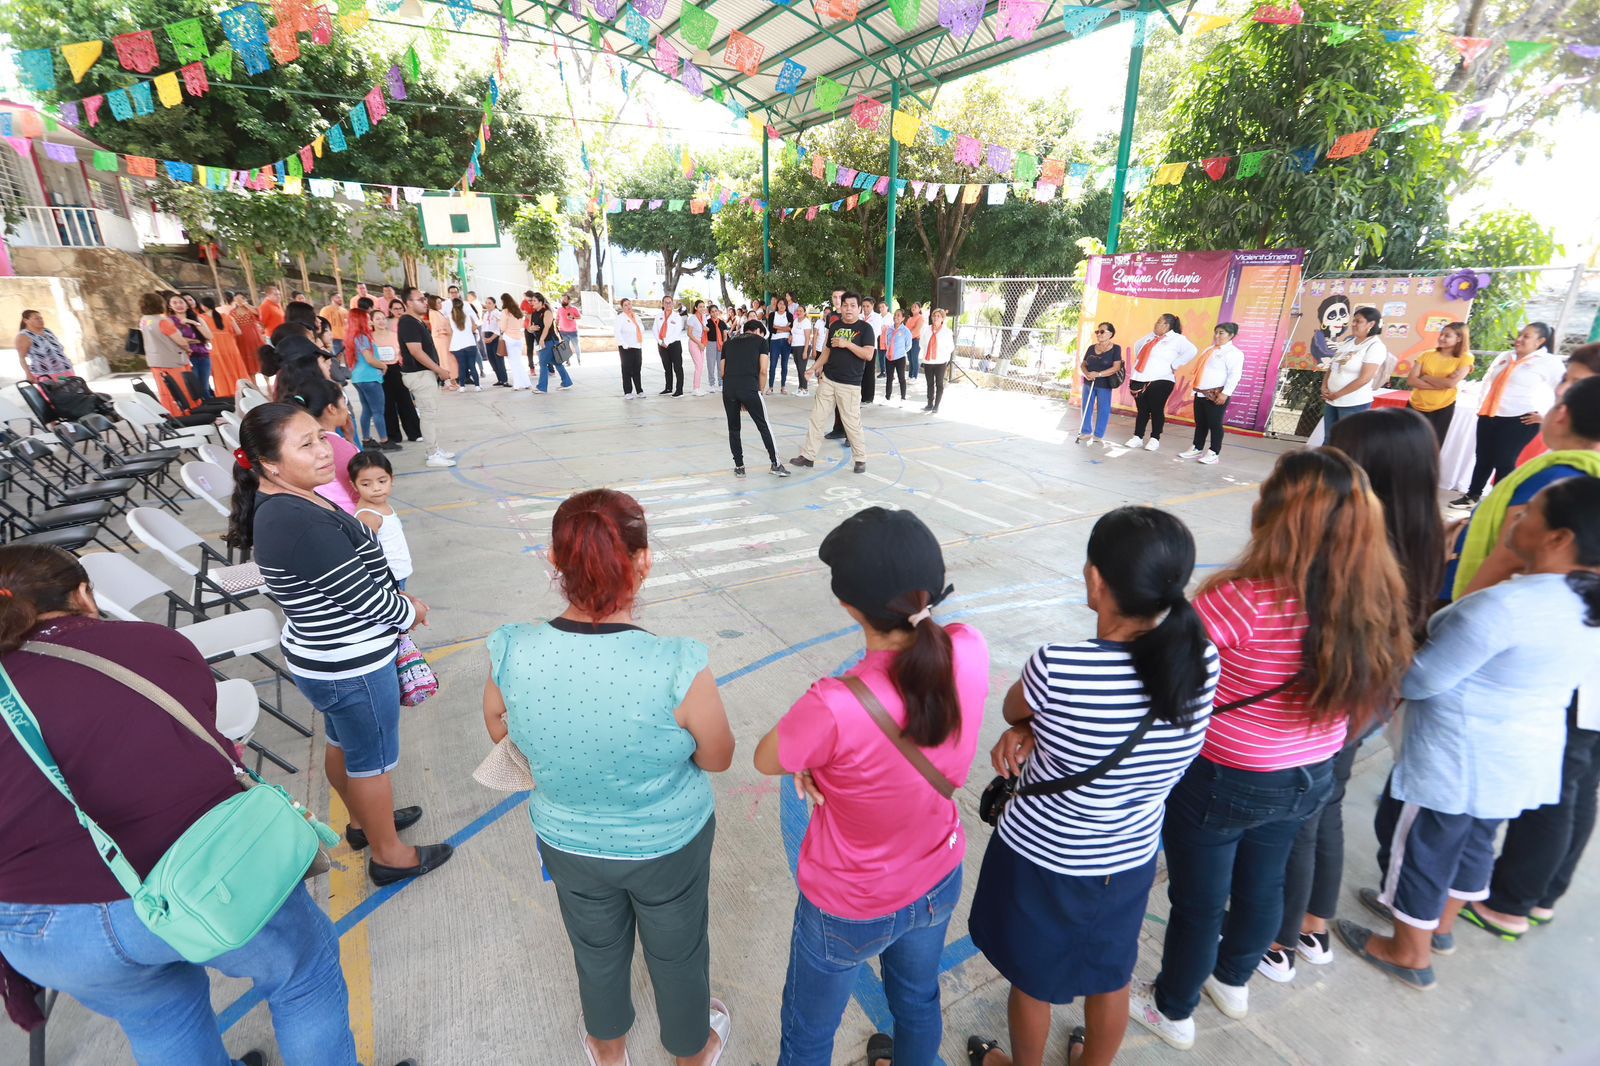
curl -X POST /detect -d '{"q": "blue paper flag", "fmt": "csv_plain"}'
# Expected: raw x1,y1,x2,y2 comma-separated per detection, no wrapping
776,58,805,95
275,161,287,179
932,125,953,145
1382,29,1418,42
1289,146,1319,173
1061,7,1112,36
17,49,56,94
107,89,133,121
624,5,651,49
328,124,347,152
448,0,473,27
164,161,196,182
830,200,843,211
0,115,9,135
1068,162,1089,179
350,102,370,137
220,3,273,76
130,81,155,116
488,74,500,106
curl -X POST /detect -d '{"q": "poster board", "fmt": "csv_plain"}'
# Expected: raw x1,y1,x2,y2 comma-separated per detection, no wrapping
1284,275,1474,377
1078,249,1305,433
417,192,500,249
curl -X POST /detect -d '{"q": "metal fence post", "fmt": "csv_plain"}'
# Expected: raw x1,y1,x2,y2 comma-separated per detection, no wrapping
1555,264,1586,355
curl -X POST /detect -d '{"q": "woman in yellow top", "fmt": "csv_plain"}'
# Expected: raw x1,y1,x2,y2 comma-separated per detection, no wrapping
1406,321,1473,445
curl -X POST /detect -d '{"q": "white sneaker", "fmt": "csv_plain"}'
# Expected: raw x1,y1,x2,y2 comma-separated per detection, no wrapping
1123,435,1144,449
425,453,456,468
1202,975,1248,1020
693,389,706,397
1144,437,1162,452
1198,451,1220,465
1128,980,1194,1051
1178,447,1205,459
1296,931,1333,965
1257,947,1296,984
798,389,809,396
558,384,573,391
435,449,456,459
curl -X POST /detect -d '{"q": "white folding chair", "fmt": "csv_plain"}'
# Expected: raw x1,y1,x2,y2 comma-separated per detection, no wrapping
126,506,263,615
114,398,213,452
236,389,268,415
196,442,235,470
79,552,307,766
218,422,241,449
215,678,263,770
181,461,232,518
220,409,242,430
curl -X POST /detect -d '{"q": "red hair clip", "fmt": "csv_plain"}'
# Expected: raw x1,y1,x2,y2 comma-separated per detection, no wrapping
233,448,252,471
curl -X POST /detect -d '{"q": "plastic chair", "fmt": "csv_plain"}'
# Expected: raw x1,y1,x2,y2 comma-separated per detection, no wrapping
236,389,268,415
215,678,263,769
125,506,263,614
79,551,307,762
0,394,61,446
181,461,232,518
113,397,214,451
8,438,140,515
0,464,135,552
197,442,235,470
218,422,241,449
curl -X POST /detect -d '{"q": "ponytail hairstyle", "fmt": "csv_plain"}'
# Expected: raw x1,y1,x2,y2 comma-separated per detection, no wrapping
226,402,310,556
451,297,467,331
1537,477,1600,626
1525,320,1556,352
549,489,649,620
201,294,227,331
0,545,90,655
1085,507,1212,726
852,589,961,748
286,376,345,423
1159,313,1182,335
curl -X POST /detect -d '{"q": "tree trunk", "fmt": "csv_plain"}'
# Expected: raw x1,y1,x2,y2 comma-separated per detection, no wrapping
719,272,731,306
330,245,344,301
573,240,593,292
205,244,225,304
296,252,311,297
662,248,681,298
238,250,258,304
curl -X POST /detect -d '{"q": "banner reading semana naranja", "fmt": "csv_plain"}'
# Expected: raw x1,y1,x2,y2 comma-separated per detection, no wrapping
1078,249,1306,434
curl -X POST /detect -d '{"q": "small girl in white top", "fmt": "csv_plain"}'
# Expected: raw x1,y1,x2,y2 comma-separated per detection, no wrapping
348,450,414,590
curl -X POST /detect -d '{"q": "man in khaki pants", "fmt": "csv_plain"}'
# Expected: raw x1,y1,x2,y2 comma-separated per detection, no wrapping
790,292,876,474
397,287,456,468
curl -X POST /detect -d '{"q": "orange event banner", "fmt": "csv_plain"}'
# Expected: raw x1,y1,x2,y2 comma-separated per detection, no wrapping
1284,275,1474,377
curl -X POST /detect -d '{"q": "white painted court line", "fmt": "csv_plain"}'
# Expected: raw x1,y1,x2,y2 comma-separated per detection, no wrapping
915,459,1081,512
613,476,710,492
645,499,751,518
675,527,809,554
859,472,1013,529
653,514,783,537
649,548,819,586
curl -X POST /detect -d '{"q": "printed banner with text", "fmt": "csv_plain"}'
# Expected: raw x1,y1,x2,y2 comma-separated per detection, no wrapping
1079,249,1305,433
1283,274,1473,378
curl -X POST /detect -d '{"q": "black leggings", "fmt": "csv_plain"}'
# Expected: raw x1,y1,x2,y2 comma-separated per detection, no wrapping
1133,379,1176,439
884,359,907,399
620,348,643,395
724,390,776,467
1468,414,1540,497
1191,396,1227,454
923,363,947,410
658,342,683,395
1278,741,1360,944
381,365,420,442
1414,403,1455,447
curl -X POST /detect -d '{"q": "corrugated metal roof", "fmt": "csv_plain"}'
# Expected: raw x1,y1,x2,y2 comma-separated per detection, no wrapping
512,0,1174,135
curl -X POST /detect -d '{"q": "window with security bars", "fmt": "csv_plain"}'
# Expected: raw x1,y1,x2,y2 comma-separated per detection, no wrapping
0,142,30,211
88,177,120,214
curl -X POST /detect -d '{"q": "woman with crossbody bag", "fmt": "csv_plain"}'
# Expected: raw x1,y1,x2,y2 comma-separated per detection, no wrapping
754,508,990,1066
0,545,421,1066
1127,449,1413,1052
965,508,1217,1066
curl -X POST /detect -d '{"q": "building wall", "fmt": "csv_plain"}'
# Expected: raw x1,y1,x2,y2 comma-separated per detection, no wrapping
5,246,181,378
0,275,109,382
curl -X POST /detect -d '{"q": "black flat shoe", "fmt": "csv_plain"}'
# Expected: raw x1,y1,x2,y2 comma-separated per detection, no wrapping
346,806,424,851
967,1035,1002,1066
867,1032,893,1066
380,441,403,452
369,842,454,886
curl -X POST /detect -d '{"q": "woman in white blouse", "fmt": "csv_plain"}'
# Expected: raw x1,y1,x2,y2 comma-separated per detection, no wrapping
1124,314,1199,452
1453,321,1565,508
920,308,955,414
613,298,648,399
1319,306,1390,436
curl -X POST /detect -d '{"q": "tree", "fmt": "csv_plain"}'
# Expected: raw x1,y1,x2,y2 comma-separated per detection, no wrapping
1127,0,1461,272
511,200,562,279
606,149,722,297
0,0,566,194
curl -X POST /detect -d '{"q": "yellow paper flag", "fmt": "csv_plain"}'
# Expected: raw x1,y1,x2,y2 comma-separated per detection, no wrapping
1154,161,1189,185
313,136,325,158
1194,14,1233,34
748,114,765,140
196,165,208,185
284,175,304,194
962,183,981,204
340,10,370,31
891,109,921,144
154,71,183,108
538,192,559,214
62,41,104,83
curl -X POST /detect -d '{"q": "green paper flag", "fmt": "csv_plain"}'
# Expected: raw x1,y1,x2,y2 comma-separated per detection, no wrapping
501,0,514,17
430,23,449,58
588,15,604,46
1505,40,1554,68
166,18,210,64
205,45,234,80
814,75,846,113
680,3,719,50
545,6,556,27
287,153,303,178
825,161,839,183
860,189,874,204
712,85,725,103
1014,152,1039,182
1321,22,1361,45
669,199,685,211
783,143,799,166
888,0,921,31
1236,150,1269,179
405,45,421,80
1386,114,1437,132
92,150,119,171
44,116,59,132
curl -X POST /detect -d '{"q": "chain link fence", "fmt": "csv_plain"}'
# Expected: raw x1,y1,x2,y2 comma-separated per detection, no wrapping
943,276,1085,400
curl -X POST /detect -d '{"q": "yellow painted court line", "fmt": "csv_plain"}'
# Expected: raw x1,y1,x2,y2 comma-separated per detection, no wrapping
1158,482,1261,506
411,500,483,514
326,792,375,1065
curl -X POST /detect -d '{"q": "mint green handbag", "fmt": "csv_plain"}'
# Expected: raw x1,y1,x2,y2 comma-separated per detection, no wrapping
0,643,339,964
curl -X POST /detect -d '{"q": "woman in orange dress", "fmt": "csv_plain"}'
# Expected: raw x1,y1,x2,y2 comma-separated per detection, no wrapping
201,295,247,398
230,292,264,379
427,294,460,391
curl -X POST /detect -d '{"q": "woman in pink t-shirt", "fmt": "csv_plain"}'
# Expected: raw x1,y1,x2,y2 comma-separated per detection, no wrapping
1129,449,1413,1053
755,508,989,1066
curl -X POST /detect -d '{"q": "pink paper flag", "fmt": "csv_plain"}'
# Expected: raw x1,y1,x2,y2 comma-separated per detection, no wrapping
5,136,33,160
954,135,984,166
1252,3,1304,25
997,0,1047,42
366,86,389,123
1450,36,1493,64
851,95,884,131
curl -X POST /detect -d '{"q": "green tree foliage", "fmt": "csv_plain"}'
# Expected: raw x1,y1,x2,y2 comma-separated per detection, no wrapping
1,0,564,193
1438,209,1562,354
511,200,561,277
1127,0,1461,271
606,148,726,296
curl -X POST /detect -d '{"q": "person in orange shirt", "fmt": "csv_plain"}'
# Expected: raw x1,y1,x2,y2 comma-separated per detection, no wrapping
258,285,285,335
319,292,349,362
200,295,247,398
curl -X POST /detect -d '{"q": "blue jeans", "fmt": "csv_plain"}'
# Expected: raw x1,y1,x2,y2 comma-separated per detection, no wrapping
768,338,792,388
191,354,213,399
352,379,387,442
908,339,920,379
778,865,962,1066
561,330,581,364
291,664,402,777
0,885,356,1066
536,340,572,391
1154,755,1334,1020
453,345,480,388
1321,399,1372,437
1079,385,1114,438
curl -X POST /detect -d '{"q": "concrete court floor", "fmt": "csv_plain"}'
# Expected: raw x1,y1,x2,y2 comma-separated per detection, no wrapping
10,352,1599,1066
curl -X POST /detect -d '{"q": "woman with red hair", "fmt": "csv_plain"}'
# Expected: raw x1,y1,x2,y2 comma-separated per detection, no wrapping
482,489,735,1066
347,299,399,451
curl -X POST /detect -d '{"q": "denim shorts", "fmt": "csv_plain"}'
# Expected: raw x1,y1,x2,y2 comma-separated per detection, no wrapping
292,662,402,777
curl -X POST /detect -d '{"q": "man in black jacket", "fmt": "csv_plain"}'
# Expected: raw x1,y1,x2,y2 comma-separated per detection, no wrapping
720,321,790,479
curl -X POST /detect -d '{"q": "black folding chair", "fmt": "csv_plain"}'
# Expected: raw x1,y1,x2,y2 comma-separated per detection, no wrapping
7,438,140,516
15,382,58,428
52,422,184,511
0,470,131,552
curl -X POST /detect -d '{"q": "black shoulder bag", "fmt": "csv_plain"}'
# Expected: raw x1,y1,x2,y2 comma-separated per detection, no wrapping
979,678,1295,827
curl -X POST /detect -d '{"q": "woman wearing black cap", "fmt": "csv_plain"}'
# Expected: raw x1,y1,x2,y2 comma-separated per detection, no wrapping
965,507,1218,1066
754,507,991,1066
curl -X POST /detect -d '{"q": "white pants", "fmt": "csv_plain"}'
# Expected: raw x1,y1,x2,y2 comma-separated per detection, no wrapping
505,337,531,389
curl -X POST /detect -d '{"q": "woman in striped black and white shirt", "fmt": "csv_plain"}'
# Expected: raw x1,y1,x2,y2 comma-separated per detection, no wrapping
967,507,1217,1066
228,403,452,888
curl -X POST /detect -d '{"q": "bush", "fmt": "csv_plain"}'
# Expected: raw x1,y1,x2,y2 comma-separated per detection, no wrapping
1437,209,1561,359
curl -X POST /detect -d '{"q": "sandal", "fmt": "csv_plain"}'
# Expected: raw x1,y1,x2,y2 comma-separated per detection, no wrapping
1459,902,1525,941
967,1034,1002,1066
705,997,731,1066
866,1031,893,1065
578,1025,631,1066
1068,1026,1087,1063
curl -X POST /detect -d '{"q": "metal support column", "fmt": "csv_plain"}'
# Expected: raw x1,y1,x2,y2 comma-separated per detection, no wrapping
1106,6,1148,254
761,134,772,302
885,81,901,302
